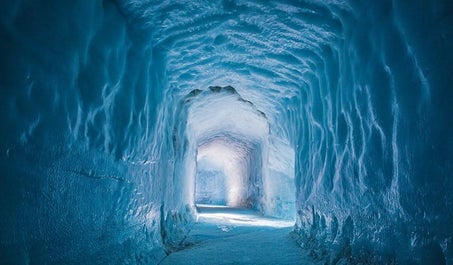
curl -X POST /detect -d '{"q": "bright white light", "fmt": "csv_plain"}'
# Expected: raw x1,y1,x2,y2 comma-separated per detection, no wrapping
196,205,294,228
196,138,251,207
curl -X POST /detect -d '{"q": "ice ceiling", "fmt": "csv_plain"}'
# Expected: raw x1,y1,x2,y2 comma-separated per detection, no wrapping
0,0,452,264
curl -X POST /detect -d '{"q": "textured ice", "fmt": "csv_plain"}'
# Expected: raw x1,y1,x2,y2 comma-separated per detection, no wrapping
0,0,452,264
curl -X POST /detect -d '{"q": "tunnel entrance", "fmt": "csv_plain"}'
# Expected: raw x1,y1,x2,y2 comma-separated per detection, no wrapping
184,86,296,220
194,135,263,210
195,167,227,206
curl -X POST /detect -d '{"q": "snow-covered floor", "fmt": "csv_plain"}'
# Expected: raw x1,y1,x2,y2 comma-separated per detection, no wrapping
159,206,319,265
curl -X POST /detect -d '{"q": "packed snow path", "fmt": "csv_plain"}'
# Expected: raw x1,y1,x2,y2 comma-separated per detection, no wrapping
159,206,319,265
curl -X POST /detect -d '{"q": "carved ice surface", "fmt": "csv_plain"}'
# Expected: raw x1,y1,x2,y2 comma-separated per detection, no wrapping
0,0,451,264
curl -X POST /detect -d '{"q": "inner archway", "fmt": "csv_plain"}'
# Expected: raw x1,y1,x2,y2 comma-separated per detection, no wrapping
194,135,263,209
184,86,296,220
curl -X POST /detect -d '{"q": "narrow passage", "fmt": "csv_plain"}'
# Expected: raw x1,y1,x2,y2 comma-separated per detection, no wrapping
159,206,320,265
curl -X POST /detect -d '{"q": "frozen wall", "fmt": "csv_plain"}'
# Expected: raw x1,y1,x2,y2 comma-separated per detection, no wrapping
0,1,169,263
291,1,453,264
0,0,452,264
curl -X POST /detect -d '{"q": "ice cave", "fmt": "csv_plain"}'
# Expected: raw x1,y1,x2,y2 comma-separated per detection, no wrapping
0,0,452,264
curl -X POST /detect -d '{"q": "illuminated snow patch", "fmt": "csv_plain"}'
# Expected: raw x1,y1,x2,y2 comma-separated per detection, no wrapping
196,205,294,228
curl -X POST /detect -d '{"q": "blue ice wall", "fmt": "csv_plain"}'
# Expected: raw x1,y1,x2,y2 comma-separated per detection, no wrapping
292,1,453,264
0,0,452,264
0,1,169,263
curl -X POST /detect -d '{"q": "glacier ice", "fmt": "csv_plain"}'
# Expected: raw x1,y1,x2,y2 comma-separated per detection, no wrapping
0,0,452,264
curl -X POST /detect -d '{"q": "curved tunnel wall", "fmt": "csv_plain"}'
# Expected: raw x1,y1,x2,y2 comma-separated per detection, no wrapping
0,1,168,263
0,0,452,264
291,1,453,263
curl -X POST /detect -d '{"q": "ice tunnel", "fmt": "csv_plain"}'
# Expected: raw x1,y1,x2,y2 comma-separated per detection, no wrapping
0,0,452,264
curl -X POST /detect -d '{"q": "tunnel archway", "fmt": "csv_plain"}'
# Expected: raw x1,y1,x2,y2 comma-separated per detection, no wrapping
178,86,296,220
194,134,264,209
